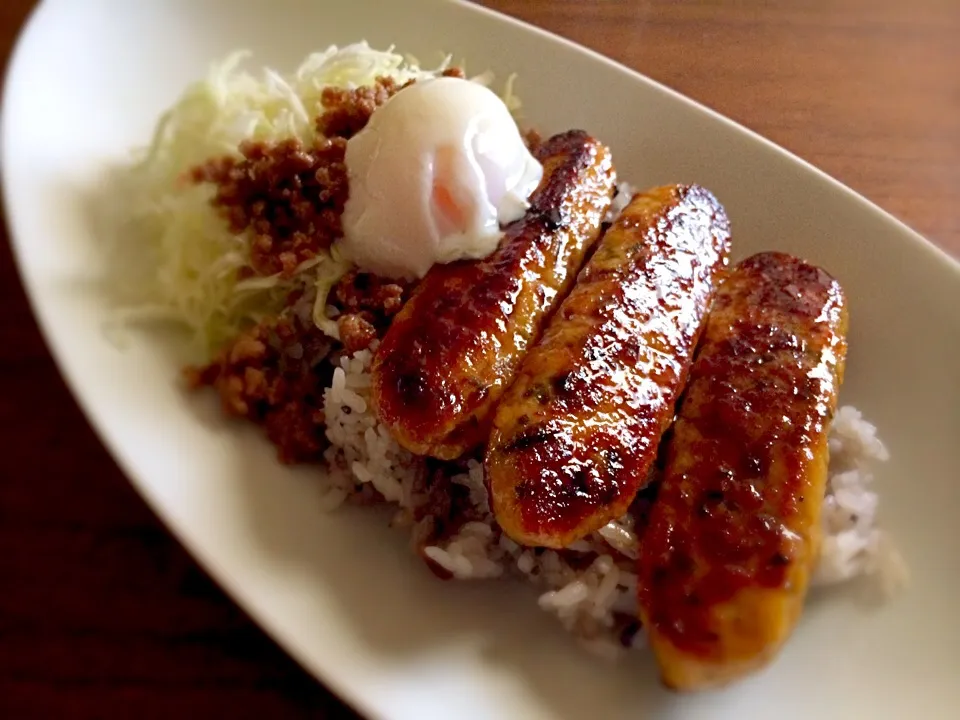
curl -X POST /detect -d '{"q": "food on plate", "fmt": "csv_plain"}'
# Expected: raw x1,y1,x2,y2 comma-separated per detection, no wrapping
339,76,545,280
372,129,616,459
487,184,730,548
637,251,848,690
107,42,903,690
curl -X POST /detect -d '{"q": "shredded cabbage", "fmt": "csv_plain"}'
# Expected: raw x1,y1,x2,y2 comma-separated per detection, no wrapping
108,42,521,359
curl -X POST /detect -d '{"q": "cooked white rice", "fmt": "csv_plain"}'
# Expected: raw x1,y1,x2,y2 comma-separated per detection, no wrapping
320,348,903,659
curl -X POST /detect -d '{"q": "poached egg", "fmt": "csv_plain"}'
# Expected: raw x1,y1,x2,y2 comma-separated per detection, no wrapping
338,76,543,279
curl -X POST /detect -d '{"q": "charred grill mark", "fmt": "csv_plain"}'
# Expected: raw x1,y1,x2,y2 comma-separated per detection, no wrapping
522,383,551,403
551,371,576,396
769,552,791,568
540,205,566,230
394,370,429,407
505,427,558,452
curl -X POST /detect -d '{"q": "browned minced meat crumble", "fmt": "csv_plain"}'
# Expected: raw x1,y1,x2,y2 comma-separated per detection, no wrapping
315,76,404,140
316,67,464,139
185,312,334,464
333,270,411,353
188,269,412,464
190,137,348,278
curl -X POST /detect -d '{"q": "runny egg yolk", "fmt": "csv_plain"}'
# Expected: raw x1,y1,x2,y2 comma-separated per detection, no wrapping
337,76,544,280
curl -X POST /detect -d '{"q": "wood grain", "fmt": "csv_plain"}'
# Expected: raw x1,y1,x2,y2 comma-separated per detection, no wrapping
0,1,957,718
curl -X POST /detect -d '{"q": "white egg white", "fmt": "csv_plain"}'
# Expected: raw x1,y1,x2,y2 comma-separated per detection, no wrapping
338,76,543,280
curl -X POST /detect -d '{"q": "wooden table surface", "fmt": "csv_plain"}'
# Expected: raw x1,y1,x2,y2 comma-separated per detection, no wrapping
1,1,957,718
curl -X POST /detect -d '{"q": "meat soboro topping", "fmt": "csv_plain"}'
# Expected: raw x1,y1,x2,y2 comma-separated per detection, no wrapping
186,314,334,464
188,268,414,461
191,137,348,278
316,76,403,139
316,69,466,139
332,270,414,353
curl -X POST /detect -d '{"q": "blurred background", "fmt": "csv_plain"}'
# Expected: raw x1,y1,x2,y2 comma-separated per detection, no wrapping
0,1,957,718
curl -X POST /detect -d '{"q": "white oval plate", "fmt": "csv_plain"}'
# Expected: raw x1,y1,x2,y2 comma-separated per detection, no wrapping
4,1,959,718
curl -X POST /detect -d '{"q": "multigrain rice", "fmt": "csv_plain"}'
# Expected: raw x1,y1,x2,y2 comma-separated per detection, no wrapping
319,348,903,657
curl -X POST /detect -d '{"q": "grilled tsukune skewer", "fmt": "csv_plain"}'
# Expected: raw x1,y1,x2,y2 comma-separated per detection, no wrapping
371,130,616,460
637,251,848,691
486,184,731,548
